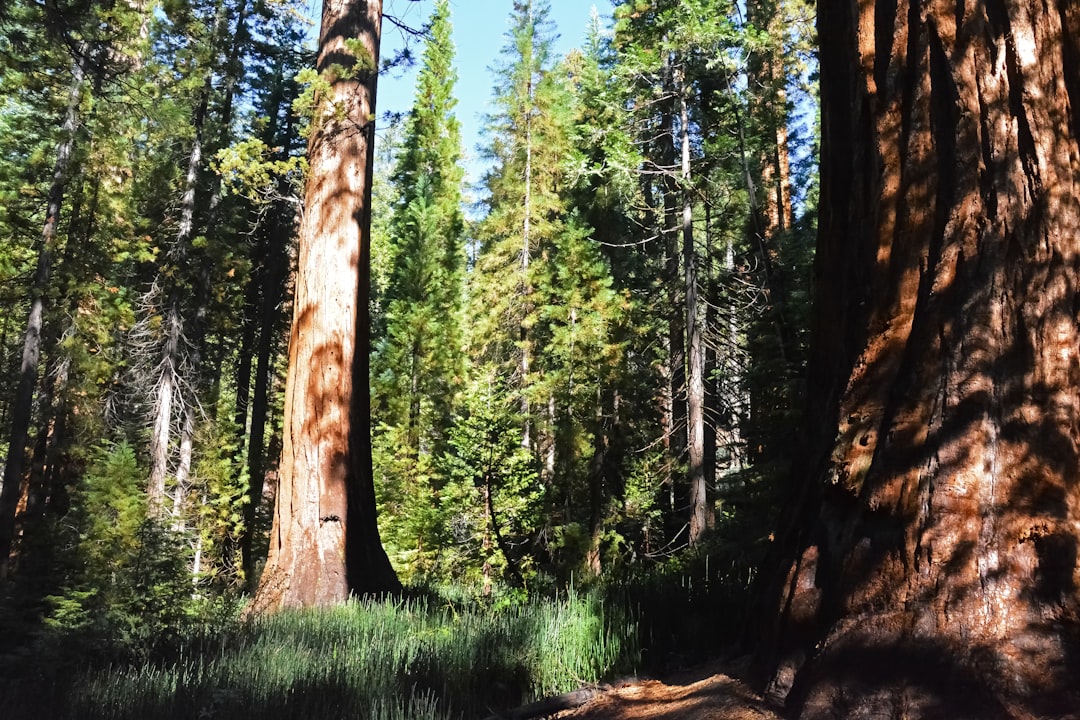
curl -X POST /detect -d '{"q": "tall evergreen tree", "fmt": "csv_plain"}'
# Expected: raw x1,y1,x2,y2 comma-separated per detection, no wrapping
469,1,633,580
612,0,714,545
468,0,569,584
473,0,563,452
0,0,149,579
563,13,666,571
139,0,252,519
371,0,466,577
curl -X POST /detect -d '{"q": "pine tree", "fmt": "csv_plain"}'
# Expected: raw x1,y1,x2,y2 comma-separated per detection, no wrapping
469,2,635,579
468,0,568,585
0,0,149,579
472,0,562,453
564,13,665,572
138,0,252,520
564,12,699,564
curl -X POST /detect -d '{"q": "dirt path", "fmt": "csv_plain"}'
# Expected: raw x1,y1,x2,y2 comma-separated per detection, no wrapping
551,660,783,720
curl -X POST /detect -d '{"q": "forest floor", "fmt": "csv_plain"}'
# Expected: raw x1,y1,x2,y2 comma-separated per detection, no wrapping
550,659,782,720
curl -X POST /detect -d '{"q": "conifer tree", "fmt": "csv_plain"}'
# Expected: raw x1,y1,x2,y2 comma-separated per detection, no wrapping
0,0,149,579
612,0,707,544
563,14,661,573
0,55,85,579
611,0,813,548
470,1,634,579
371,0,466,576
473,0,562,455
139,0,252,519
468,0,567,584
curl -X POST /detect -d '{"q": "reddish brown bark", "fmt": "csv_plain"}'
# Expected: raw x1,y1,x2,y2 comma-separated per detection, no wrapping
747,0,794,239
759,0,1080,716
250,0,398,612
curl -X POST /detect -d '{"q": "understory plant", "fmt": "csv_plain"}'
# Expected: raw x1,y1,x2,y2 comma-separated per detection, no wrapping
6,587,637,720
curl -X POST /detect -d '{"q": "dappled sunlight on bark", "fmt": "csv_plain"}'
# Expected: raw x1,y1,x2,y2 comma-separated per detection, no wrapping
251,0,398,613
759,0,1080,715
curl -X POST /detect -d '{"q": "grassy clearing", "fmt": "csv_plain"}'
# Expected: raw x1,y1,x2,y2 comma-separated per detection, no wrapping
3,588,637,720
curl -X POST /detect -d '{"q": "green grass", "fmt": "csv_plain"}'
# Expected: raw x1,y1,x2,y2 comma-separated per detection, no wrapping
3,588,638,720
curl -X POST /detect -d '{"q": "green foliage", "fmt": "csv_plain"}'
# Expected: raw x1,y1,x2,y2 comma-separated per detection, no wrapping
190,407,248,588
442,375,545,586
290,66,331,132
372,420,445,581
371,0,468,583
292,33,376,134
214,138,307,203
44,442,193,653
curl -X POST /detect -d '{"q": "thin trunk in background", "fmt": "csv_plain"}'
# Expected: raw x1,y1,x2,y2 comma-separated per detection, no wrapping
147,80,210,516
658,48,686,513
241,201,292,587
519,4,535,453
680,62,707,545
0,59,85,578
171,0,250,535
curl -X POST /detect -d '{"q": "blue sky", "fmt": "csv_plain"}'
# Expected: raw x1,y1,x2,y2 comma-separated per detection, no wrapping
374,0,613,188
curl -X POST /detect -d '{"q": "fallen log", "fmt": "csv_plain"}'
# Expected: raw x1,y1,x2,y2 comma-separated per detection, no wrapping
479,677,639,720
479,686,601,720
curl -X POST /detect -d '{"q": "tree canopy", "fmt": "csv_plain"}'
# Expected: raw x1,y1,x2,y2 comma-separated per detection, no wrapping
3,0,1077,716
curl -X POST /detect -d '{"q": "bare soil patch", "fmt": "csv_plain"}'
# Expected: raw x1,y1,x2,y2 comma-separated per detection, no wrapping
551,660,782,720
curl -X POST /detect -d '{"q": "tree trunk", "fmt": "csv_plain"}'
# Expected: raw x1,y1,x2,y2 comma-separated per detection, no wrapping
233,281,257,449
703,201,719,525
147,294,180,516
748,0,794,239
148,77,208,516
251,0,398,612
240,201,291,588
520,29,535,454
758,0,1080,716
172,403,195,531
681,65,707,546
172,0,250,535
658,48,686,517
483,465,525,589
743,0,801,469
586,391,612,576
25,318,74,523
0,60,84,579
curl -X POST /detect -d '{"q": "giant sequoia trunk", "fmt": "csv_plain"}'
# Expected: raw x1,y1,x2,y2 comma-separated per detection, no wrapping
251,0,398,611
759,0,1080,716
